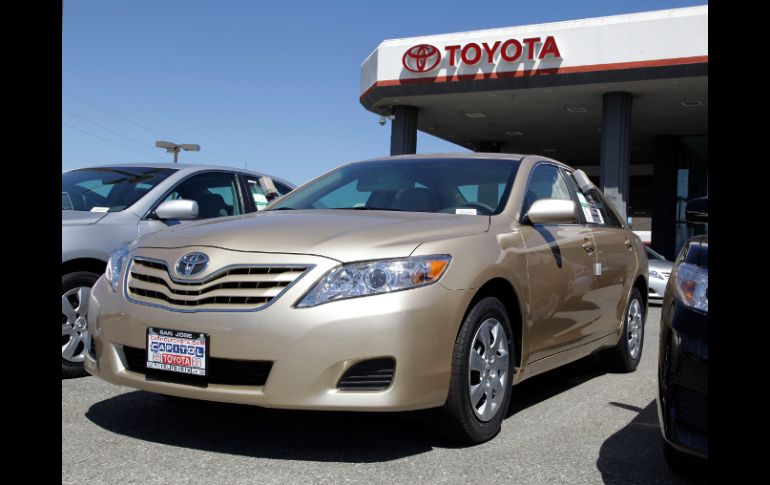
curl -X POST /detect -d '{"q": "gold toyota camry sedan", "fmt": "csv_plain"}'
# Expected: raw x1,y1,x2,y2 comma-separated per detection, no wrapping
85,154,648,444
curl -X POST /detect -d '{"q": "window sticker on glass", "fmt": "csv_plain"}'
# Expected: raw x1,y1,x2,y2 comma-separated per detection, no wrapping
576,193,595,223
253,193,268,210
455,208,477,215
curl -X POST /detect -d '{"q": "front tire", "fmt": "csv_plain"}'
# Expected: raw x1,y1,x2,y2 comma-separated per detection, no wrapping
439,297,514,444
62,271,100,378
601,287,645,372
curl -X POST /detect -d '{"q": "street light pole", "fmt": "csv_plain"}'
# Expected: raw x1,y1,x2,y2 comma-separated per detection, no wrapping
155,141,200,163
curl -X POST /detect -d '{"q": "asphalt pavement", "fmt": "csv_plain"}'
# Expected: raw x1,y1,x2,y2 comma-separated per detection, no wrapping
62,305,706,485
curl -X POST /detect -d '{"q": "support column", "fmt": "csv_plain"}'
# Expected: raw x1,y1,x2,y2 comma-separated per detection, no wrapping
477,141,502,153
390,105,418,155
599,92,632,221
651,135,679,260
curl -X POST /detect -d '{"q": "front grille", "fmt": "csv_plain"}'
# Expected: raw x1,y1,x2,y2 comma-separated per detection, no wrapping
337,358,395,390
122,346,272,387
673,385,708,433
126,258,309,311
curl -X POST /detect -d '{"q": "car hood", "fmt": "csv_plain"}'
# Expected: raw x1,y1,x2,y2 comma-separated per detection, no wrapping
648,259,674,272
62,210,109,226
138,209,491,262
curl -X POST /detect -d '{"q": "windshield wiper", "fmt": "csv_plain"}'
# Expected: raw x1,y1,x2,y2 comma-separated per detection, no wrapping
269,207,296,210
331,206,410,211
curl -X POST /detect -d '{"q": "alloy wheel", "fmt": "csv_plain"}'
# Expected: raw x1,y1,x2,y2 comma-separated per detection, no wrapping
627,299,643,359
62,286,90,363
468,318,509,422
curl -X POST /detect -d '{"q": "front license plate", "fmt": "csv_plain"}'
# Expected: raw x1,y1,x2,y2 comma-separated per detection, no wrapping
146,327,209,378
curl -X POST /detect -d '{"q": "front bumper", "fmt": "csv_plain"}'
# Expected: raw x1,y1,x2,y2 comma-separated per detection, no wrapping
657,299,708,459
85,250,474,412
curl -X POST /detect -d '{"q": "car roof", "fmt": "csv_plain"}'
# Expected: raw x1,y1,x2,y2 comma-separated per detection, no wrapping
63,162,295,188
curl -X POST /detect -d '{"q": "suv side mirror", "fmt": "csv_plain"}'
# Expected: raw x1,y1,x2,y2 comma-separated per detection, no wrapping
154,199,199,220
684,197,708,224
526,199,577,224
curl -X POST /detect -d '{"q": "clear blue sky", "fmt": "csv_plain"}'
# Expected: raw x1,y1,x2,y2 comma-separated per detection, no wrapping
62,0,706,185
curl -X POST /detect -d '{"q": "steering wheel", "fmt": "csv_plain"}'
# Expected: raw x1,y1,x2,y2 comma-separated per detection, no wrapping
458,202,495,214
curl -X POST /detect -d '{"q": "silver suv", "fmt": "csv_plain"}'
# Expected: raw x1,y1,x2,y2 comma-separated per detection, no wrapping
62,163,294,377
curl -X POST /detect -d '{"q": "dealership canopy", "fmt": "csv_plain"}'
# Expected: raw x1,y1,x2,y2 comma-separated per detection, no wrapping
359,5,707,259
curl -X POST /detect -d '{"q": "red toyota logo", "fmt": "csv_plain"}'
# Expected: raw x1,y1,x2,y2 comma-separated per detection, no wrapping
402,44,441,73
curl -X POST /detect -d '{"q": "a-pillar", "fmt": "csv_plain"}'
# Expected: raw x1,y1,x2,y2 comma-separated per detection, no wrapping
390,105,418,155
599,92,632,222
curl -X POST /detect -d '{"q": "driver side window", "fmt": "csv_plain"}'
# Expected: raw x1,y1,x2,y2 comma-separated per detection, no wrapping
163,172,242,220
522,164,574,219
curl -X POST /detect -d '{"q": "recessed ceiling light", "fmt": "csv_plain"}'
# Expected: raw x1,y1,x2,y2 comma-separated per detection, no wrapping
681,100,702,107
505,131,524,137
463,112,486,119
566,106,588,113
542,148,557,153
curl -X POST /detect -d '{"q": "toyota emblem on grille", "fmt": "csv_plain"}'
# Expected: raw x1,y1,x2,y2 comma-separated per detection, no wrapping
175,252,209,277
402,44,441,73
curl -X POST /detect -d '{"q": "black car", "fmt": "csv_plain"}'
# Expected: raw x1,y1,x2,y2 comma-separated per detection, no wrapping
657,197,708,473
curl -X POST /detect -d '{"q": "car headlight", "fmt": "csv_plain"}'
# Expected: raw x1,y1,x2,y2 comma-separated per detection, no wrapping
104,246,129,292
649,270,666,280
296,255,451,307
672,262,708,313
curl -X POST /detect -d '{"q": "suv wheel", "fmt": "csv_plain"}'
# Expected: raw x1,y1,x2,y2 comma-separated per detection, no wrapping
439,297,514,444
62,271,99,378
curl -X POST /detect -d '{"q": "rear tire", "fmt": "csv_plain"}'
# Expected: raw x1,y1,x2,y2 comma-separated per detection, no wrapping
62,271,100,379
437,297,514,444
601,287,645,373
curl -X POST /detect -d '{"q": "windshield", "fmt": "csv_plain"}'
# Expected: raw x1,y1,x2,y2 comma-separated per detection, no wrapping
62,167,176,212
268,158,521,215
645,246,667,261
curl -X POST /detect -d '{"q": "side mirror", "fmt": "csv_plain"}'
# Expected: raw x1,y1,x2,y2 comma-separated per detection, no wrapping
684,197,708,224
526,199,577,224
258,176,280,202
154,199,199,220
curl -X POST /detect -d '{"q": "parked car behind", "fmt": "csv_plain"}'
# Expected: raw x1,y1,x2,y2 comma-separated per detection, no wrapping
85,154,648,444
62,163,294,377
645,246,674,303
657,197,708,473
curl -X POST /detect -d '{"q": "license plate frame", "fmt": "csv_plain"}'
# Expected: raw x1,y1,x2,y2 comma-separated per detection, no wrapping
146,327,210,384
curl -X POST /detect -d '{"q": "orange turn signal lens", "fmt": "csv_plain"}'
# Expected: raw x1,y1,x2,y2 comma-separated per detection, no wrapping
427,259,448,280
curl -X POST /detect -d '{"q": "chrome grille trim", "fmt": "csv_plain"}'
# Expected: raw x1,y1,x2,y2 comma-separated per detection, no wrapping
124,256,314,313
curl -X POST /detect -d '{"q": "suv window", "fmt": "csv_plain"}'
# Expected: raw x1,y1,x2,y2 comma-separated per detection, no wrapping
522,164,575,219
566,173,622,228
163,172,242,219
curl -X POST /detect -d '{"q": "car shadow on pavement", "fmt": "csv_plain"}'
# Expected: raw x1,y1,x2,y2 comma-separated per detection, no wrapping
86,391,439,462
596,400,706,484
85,353,611,463
506,353,607,417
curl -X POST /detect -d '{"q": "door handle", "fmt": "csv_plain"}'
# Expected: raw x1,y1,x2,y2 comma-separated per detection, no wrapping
624,238,633,250
582,239,595,253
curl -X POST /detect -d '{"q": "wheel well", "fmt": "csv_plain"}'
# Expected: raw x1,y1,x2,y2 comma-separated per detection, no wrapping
465,278,523,368
633,275,648,310
62,258,107,277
